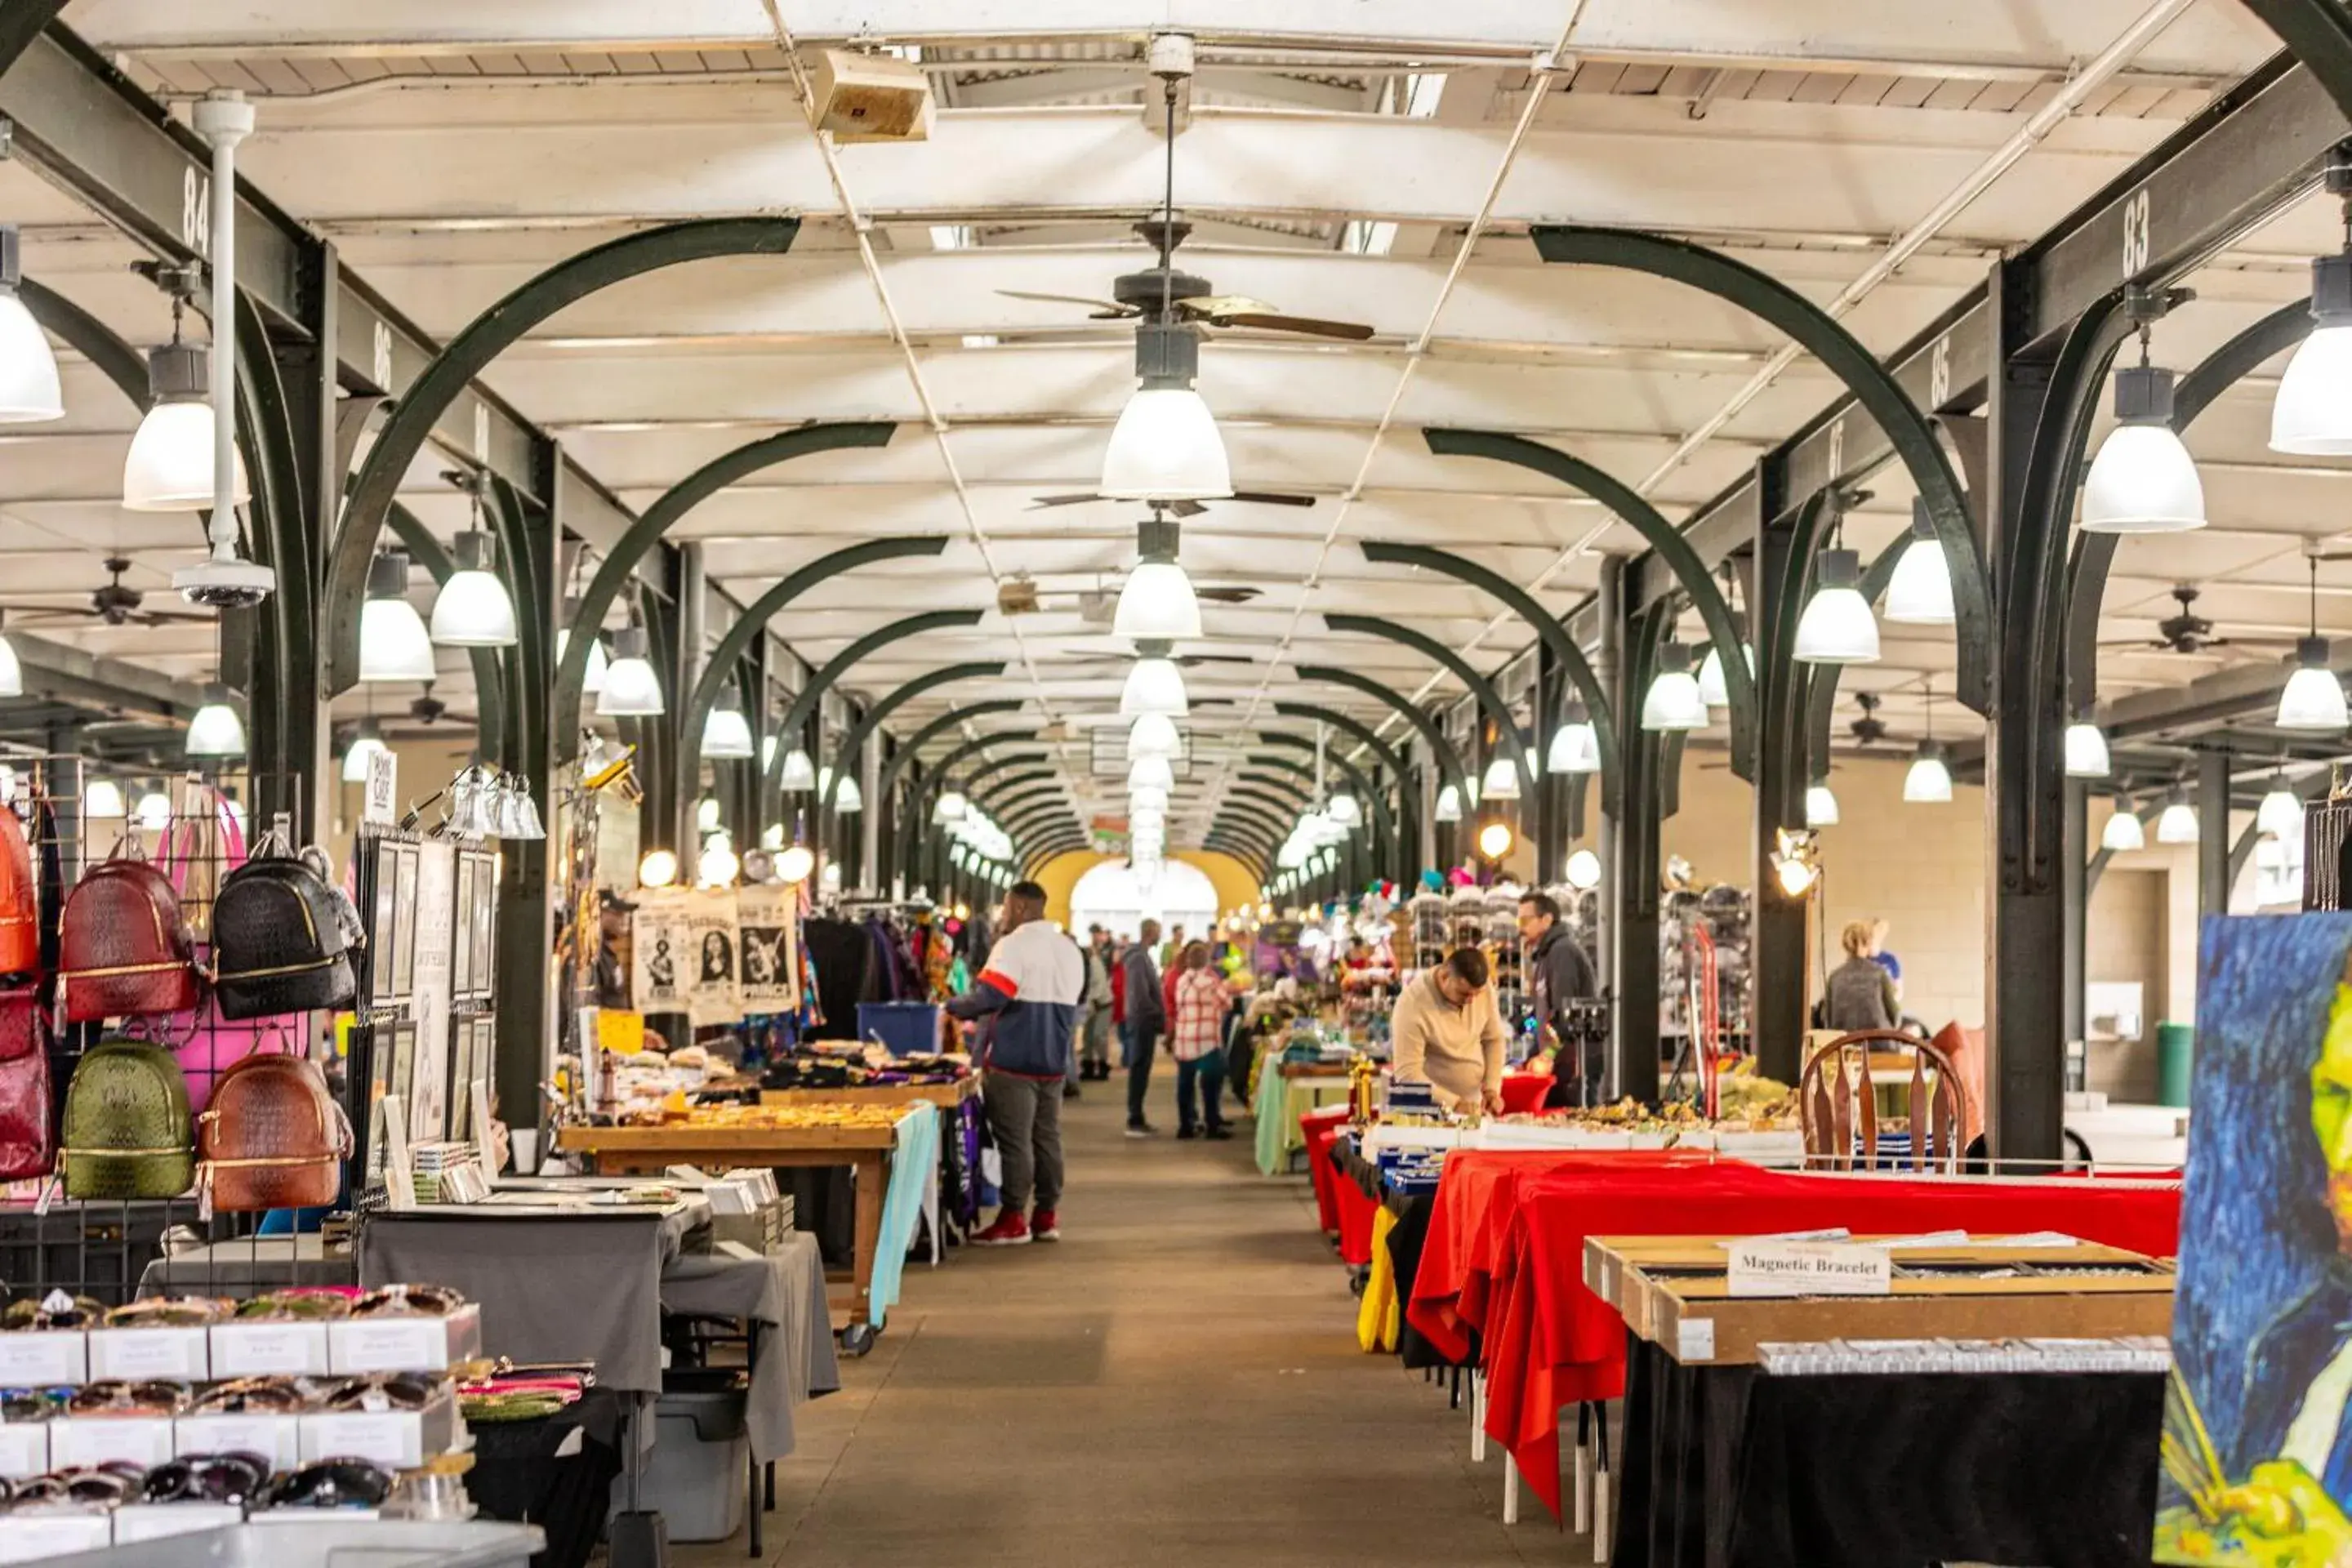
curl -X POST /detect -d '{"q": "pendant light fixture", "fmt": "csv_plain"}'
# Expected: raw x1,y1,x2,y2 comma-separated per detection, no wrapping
1121,641,1190,717
429,484,517,647
1113,514,1204,641
638,849,679,889
1547,701,1601,774
835,775,864,814
933,789,969,825
1129,754,1175,793
123,279,248,513
817,767,834,800
598,626,665,717
2274,157,2352,454
1327,791,1361,827
1476,820,1515,862
0,225,60,423
2082,292,2204,532
1434,784,1463,823
2157,786,2198,844
1903,741,1953,804
358,550,435,684
1565,848,1602,890
0,612,22,699
1127,709,1181,760
1794,549,1880,664
2279,553,2349,733
1805,779,1840,827
134,787,172,832
341,719,387,782
2063,719,2111,778
1129,784,1169,815
556,600,609,696
1480,754,1522,801
2259,773,2305,840
1641,643,1708,732
2101,796,2146,853
185,687,245,758
779,747,817,792
1695,642,1753,710
82,778,125,822
702,697,755,760
1882,501,1956,625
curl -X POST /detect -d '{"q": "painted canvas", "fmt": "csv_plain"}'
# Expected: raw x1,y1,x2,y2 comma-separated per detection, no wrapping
2161,911,2352,1564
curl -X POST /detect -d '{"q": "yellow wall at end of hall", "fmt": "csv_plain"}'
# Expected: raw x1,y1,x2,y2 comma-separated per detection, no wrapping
1027,850,1263,930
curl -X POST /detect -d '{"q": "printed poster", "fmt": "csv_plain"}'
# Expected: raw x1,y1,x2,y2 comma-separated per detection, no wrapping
735,884,800,1014
2160,912,2352,1563
684,888,742,1027
406,840,456,1143
630,888,689,1016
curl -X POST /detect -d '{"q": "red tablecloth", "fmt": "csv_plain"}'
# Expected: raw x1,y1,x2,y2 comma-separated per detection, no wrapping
1468,1163,2182,1519
1300,1107,1352,1235
1499,1073,1554,1116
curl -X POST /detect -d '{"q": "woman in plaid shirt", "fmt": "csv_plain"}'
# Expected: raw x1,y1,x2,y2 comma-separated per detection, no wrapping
1169,941,1234,1141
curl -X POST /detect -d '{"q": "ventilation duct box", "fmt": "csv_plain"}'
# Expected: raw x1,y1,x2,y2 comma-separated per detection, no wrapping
806,49,933,143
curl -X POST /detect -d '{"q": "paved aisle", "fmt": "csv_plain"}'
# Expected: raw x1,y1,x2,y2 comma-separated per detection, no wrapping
710,1079,1557,1566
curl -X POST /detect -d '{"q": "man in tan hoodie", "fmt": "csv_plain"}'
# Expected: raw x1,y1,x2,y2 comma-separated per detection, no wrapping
1391,947,1508,1116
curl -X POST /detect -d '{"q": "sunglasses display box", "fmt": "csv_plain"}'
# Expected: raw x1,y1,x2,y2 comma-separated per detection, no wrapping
296,1380,460,1470
0,1511,113,1563
0,1304,485,1389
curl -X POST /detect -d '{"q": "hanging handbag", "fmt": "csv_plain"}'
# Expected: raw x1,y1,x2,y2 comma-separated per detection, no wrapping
0,801,34,978
211,826,359,1021
58,841,201,1022
0,984,50,1182
197,1050,349,1213
154,783,270,1109
59,1036,194,1200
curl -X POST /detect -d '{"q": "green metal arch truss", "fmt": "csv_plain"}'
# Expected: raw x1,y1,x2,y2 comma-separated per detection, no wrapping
1321,614,1539,792
817,662,1004,817
762,610,986,800
1295,666,1469,800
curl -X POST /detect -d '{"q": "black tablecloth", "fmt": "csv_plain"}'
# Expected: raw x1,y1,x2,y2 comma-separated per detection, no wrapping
470,1386,626,1568
1611,1336,2163,1568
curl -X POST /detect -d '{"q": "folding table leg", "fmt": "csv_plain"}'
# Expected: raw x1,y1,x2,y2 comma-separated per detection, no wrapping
1470,1372,1487,1463
1593,1402,1612,1565
747,1445,761,1558
1574,1402,1592,1537
1502,1450,1520,1526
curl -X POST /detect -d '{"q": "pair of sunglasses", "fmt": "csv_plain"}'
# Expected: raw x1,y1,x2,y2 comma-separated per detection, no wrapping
352,1285,463,1320
142,1451,271,1505
191,1377,305,1415
2,1295,104,1332
5,1464,145,1511
1,1387,73,1423
258,1459,392,1511
236,1290,352,1323
68,1380,189,1417
105,1298,228,1330
318,1373,438,1413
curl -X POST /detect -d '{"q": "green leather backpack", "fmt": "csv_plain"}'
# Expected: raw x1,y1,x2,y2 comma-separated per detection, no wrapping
60,1039,194,1200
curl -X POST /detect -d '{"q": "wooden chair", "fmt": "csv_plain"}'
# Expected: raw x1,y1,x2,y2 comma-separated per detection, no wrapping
1799,1029,1964,1174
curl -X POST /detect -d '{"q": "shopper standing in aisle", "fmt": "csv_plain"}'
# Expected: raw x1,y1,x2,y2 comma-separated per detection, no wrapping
1390,947,1508,1116
1823,920,1900,1033
947,880,1083,1246
1120,919,1166,1138
1169,941,1233,1140
1519,893,1600,1102
1076,925,1116,1081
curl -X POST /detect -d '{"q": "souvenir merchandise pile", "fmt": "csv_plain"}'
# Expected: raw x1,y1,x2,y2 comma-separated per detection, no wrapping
756,1045,972,1095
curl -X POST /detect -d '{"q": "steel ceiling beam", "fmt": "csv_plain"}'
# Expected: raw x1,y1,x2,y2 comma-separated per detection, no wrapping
1322,614,1539,793
763,609,986,800
1268,703,1410,782
819,662,1004,817
1297,666,1468,800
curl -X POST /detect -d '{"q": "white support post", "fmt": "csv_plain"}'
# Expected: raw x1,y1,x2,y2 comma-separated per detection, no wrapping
1470,1371,1486,1462
1500,1450,1519,1526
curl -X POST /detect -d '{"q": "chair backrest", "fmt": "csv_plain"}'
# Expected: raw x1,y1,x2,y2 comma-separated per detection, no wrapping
1799,1029,1964,1174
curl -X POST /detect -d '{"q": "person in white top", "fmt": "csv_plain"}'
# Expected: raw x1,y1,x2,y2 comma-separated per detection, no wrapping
947,881,1083,1246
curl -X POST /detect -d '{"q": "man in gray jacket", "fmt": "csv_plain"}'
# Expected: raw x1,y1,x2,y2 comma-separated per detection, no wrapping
1120,919,1165,1137
1519,892,1600,1098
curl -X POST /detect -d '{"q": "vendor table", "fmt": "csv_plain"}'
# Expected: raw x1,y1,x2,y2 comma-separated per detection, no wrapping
759,1076,978,1111
556,1107,939,1334
1254,1062,1356,1174
470,1385,626,1568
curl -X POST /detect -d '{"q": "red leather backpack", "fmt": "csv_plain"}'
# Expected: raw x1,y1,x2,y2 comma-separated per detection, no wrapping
197,1052,348,1213
0,985,48,1181
60,851,201,1022
0,805,34,977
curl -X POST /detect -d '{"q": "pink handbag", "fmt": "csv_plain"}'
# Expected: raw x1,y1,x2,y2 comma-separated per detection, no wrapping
154,783,276,1113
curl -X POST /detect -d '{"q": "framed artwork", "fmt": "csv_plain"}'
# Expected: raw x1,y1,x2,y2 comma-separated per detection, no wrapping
368,849,399,1004
471,857,498,1001
390,845,419,999
382,1020,420,1147
453,856,478,998
446,1017,476,1142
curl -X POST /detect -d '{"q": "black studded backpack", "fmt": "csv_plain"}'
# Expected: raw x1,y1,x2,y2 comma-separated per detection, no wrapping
209,822,359,1021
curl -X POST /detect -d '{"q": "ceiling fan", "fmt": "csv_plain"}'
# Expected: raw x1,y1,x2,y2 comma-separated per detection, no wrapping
2099,585,2294,656
1027,490,1317,517
1000,219,1375,343
393,684,474,731
4,557,214,628
1058,652,1255,668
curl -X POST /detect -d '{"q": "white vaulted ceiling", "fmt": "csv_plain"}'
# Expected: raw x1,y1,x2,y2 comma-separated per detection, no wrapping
0,0,2333,848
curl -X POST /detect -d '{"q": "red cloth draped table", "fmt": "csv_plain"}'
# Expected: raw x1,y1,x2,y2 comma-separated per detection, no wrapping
1300,1106,1352,1236
1447,1161,2182,1519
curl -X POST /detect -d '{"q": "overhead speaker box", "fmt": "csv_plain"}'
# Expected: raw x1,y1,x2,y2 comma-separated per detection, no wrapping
806,49,933,143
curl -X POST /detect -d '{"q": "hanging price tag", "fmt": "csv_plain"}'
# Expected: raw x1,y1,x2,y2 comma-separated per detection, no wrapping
363,750,399,826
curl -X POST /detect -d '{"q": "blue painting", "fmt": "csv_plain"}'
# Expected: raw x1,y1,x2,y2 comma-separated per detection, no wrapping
2160,912,2352,1565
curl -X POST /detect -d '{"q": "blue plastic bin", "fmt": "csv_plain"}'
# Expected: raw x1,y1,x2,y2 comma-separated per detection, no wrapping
857,1001,942,1057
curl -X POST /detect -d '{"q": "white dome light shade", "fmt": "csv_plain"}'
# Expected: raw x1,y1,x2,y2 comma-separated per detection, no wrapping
1480,755,1522,801
1548,703,1601,774
2082,364,2203,532
1883,506,1956,625
1129,786,1169,815
358,550,436,684
0,232,62,424
186,693,246,758
134,791,172,831
123,384,247,513
82,779,125,820
2157,793,2198,844
1805,782,1840,827
933,790,969,824
341,724,387,782
2260,777,2305,840
779,748,817,791
777,843,815,883
702,702,755,760
1695,642,1752,710
1903,741,1953,804
1128,812,1166,837
2279,636,2350,731
556,622,608,696
1327,791,1361,826
428,531,517,647
1129,755,1175,791
638,849,679,889
2274,256,2352,455
1121,655,1190,717
2063,721,2111,779
1100,385,1232,501
817,767,835,800
696,795,722,834
1126,710,1181,760
2101,798,2146,853
1113,560,1204,642
835,776,864,813
697,838,741,888
1566,848,1602,890
1793,549,1881,664
0,625,23,699
1641,644,1709,732
1434,784,1463,823
597,627,666,717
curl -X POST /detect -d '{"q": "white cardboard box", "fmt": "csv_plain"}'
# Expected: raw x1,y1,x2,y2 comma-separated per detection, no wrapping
0,1421,48,1478
173,1410,303,1472
0,1330,88,1386
48,1414,178,1470
298,1385,460,1469
112,1503,243,1543
0,1512,112,1561
327,1304,483,1374
87,1325,210,1381
210,1321,332,1379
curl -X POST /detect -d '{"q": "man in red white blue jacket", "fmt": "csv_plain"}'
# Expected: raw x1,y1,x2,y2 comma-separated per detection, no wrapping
949,880,1083,1246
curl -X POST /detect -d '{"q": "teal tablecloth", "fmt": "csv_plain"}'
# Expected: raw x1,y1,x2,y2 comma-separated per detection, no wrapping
865,1103,938,1327
1253,1067,1351,1176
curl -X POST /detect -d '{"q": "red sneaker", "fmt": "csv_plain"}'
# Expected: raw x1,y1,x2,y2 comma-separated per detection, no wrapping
1031,1209,1061,1242
972,1210,1031,1246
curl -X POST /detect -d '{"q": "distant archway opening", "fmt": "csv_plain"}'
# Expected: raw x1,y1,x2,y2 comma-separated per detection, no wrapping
1068,858,1219,943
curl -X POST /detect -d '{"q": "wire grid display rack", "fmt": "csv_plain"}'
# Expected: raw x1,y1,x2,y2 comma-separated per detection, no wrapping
0,758,360,1307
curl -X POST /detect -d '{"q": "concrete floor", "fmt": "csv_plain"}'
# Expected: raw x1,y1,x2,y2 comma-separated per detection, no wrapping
688,1071,1575,1566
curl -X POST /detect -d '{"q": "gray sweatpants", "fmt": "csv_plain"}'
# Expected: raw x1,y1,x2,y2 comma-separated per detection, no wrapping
984,1069,1064,1214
